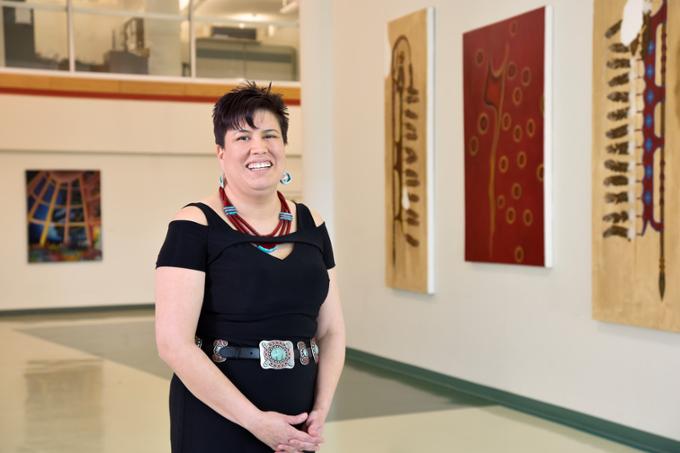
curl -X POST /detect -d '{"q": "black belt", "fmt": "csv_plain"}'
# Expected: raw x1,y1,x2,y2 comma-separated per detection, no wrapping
196,337,319,369
215,346,262,360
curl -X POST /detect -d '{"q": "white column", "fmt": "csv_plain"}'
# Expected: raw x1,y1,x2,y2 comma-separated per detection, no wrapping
299,0,334,233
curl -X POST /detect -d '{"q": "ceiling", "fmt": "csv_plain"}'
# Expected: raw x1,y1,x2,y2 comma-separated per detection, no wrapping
193,0,298,24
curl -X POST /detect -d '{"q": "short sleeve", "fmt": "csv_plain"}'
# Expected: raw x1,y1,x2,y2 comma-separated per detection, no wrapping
318,223,335,269
156,220,208,272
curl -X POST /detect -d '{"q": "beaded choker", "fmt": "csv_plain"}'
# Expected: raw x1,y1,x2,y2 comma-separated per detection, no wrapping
218,186,293,253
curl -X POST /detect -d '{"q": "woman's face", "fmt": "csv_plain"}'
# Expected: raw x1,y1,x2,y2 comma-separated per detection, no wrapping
217,109,286,196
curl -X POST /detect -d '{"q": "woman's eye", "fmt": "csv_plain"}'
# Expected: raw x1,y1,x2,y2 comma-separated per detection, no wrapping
236,136,249,141
264,135,278,139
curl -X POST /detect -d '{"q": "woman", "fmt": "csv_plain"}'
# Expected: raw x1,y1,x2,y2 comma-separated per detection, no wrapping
155,82,345,453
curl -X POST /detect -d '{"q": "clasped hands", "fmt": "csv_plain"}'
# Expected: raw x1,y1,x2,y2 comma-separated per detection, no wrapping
250,409,326,452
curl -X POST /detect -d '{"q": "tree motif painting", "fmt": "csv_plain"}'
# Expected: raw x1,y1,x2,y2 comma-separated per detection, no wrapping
463,7,552,267
385,8,434,293
592,0,680,332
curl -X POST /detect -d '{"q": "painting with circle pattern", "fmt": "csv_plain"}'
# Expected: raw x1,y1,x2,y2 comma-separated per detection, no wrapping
592,0,680,332
463,7,552,267
26,170,102,263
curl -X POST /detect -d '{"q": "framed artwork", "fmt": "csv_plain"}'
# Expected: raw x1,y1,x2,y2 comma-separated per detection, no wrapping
592,0,680,332
463,7,552,267
385,7,434,293
26,170,102,263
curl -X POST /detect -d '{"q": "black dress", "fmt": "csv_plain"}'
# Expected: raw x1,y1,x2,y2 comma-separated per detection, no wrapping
156,201,335,453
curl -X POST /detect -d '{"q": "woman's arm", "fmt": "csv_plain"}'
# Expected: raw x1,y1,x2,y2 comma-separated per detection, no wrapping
156,208,322,452
311,268,346,420
279,206,346,452
282,268,345,452
156,266,260,426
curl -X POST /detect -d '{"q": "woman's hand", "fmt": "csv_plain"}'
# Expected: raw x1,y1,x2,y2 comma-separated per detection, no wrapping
274,408,328,452
304,408,327,439
248,411,323,452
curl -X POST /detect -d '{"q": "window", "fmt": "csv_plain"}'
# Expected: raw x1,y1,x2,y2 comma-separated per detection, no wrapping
0,0,300,80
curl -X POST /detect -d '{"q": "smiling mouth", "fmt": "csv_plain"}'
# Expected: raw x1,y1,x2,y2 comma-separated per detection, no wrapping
246,161,273,171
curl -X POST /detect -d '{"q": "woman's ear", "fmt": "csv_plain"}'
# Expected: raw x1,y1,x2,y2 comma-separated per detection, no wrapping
216,145,224,159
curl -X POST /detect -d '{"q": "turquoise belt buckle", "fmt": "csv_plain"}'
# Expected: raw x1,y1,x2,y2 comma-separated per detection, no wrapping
259,340,295,370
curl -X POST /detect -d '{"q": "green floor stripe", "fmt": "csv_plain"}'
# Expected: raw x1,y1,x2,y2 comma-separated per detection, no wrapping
347,348,679,453
0,304,154,317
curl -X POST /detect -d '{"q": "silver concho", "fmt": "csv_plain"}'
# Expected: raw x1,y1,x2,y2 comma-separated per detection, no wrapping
259,340,295,370
211,339,229,363
194,336,203,348
310,338,319,363
297,341,310,365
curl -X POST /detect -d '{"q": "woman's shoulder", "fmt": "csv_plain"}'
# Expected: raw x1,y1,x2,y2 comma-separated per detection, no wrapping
295,201,325,228
170,195,220,226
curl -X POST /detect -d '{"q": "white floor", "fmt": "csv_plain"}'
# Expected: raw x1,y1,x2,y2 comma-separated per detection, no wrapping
0,313,640,453
322,408,638,453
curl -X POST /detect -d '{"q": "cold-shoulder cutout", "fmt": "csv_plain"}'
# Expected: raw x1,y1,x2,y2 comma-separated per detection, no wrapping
308,206,325,228
295,205,334,269
172,205,208,226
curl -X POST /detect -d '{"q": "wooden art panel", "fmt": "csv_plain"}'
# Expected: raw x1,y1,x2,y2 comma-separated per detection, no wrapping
463,7,552,267
593,0,680,332
385,8,434,293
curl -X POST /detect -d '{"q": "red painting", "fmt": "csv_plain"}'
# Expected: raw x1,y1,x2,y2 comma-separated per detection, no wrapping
463,7,550,266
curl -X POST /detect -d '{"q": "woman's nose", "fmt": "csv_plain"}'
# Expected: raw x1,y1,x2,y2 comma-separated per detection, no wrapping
250,137,267,153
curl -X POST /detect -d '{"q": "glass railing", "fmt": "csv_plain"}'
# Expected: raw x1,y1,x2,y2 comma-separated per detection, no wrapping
0,0,299,81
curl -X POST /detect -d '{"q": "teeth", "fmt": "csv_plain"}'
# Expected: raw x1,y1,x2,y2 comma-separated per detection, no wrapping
247,161,272,170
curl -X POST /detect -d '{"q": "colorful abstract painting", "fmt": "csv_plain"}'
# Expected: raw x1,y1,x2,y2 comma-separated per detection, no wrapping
593,0,680,332
26,170,102,263
385,8,434,293
463,7,552,267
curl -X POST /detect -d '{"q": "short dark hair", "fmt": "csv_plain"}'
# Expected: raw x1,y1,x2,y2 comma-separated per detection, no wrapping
212,81,289,147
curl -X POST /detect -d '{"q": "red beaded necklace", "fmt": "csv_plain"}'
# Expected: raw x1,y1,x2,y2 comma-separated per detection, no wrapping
219,186,293,252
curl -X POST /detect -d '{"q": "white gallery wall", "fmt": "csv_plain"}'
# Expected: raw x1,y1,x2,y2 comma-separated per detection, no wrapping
299,0,680,442
0,92,303,310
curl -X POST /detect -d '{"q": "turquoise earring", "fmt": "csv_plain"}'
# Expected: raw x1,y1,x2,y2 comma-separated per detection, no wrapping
280,171,292,185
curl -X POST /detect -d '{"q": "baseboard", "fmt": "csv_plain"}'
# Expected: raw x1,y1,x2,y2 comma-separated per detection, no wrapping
0,303,154,317
346,348,679,453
